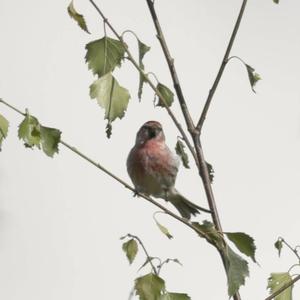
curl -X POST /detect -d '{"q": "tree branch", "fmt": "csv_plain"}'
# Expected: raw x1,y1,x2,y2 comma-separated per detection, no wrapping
143,3,247,299
196,0,248,132
0,98,211,241
192,135,243,300
144,0,196,136
265,274,300,300
60,140,210,237
88,0,198,164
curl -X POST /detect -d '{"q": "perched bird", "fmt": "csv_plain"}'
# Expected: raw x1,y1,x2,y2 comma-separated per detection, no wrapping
127,121,209,219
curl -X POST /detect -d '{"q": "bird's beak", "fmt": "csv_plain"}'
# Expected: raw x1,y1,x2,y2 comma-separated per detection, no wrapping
148,127,157,138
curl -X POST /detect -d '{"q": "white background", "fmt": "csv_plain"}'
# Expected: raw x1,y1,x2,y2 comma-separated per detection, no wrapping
0,0,300,299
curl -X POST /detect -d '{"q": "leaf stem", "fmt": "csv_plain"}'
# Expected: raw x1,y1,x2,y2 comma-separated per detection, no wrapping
196,0,248,133
265,274,300,300
288,264,300,273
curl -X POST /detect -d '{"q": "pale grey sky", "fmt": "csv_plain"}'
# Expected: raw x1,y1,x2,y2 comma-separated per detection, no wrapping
0,1,300,299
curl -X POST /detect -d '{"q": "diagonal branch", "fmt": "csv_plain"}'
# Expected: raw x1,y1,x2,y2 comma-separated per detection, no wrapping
88,0,198,165
196,0,248,133
0,98,210,241
51,146,212,239
265,274,300,300
61,140,210,220
145,0,196,136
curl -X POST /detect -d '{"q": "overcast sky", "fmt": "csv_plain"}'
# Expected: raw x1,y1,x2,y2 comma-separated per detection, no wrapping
0,0,300,299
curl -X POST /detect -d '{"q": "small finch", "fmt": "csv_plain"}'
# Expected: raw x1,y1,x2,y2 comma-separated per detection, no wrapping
127,121,209,219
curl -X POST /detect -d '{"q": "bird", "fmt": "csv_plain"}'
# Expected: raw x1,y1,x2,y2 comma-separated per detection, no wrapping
127,120,210,219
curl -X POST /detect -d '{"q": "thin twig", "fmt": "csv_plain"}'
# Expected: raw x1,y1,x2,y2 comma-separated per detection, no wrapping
265,274,300,300
145,0,196,136
288,264,300,273
280,238,300,262
88,0,197,164
196,0,248,132
0,98,25,116
126,234,158,275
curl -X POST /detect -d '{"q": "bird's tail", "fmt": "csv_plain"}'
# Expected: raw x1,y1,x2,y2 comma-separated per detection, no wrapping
166,188,211,219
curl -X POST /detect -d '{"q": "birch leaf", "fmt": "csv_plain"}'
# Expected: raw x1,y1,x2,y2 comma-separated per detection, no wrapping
85,37,125,77
67,0,90,34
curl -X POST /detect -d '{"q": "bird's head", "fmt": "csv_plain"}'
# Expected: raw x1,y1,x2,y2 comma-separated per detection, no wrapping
135,121,165,145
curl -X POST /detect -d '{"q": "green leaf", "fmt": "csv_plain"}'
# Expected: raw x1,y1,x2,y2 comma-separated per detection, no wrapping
138,40,151,100
67,0,90,34
18,114,41,148
85,37,125,77
40,126,61,157
245,64,261,93
225,232,257,263
192,221,224,250
225,246,249,297
135,273,165,300
273,0,279,4
18,113,61,157
267,273,293,300
175,140,190,169
274,239,283,257
160,292,191,300
90,73,130,137
122,239,138,264
0,114,9,151
156,83,174,107
155,220,173,239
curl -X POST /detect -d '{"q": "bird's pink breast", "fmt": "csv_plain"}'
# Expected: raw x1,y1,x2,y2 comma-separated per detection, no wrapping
127,140,178,196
